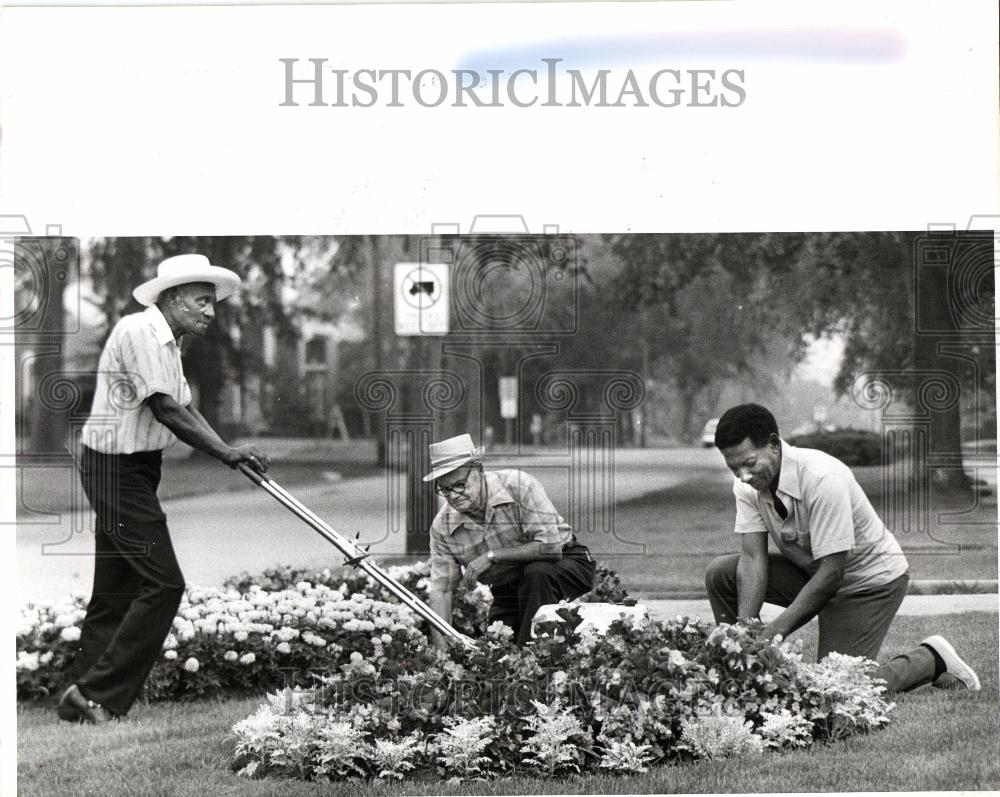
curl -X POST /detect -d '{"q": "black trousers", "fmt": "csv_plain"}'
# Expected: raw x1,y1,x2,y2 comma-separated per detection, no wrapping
486,543,596,645
74,446,185,714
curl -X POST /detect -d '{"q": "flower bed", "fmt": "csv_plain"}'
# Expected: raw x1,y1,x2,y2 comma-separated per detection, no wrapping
16,560,624,702
230,613,894,781
17,559,894,782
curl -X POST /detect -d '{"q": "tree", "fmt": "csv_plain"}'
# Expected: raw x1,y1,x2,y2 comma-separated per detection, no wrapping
791,231,995,489
605,233,805,440
86,236,357,439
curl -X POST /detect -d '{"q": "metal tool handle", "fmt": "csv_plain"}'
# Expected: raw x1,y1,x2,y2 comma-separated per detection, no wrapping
237,463,474,648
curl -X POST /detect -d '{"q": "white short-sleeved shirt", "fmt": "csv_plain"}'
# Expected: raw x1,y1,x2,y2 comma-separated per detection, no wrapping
81,306,192,454
732,441,908,594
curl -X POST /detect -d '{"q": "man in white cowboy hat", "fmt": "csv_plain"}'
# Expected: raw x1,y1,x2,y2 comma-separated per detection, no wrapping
59,254,271,725
424,433,596,648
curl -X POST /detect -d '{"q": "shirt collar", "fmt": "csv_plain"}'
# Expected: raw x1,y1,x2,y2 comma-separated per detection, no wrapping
144,305,178,346
443,470,514,534
774,439,802,500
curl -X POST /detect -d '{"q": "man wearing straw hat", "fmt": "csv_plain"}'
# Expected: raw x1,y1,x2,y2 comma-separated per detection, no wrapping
424,433,596,647
58,254,271,725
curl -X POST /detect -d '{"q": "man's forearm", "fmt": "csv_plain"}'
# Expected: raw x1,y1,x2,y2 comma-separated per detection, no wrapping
187,404,224,440
491,541,562,564
427,589,454,649
149,397,234,463
765,567,844,639
736,556,767,620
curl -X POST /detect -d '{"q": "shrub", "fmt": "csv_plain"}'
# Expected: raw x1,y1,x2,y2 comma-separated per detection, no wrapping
229,612,895,782
786,429,885,467
17,559,629,703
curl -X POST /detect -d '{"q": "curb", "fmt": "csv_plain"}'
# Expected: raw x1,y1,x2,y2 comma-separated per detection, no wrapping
639,579,999,600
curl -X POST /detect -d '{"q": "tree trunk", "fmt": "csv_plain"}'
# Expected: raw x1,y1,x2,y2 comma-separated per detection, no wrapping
913,242,970,491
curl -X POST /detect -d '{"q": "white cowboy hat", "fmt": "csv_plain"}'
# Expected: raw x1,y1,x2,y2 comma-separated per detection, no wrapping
133,254,241,307
423,434,485,482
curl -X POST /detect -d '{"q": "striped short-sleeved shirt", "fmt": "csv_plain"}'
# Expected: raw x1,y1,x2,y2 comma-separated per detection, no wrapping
428,469,576,593
81,306,192,454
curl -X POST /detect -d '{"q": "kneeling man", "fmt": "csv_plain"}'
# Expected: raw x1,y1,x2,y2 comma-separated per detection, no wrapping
705,403,979,693
425,434,596,647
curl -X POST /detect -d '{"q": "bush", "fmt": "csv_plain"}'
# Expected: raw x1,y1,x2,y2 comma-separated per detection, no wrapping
786,429,886,467
16,559,629,703
230,613,895,782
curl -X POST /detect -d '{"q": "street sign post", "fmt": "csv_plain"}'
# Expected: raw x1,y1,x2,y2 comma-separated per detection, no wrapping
499,376,517,444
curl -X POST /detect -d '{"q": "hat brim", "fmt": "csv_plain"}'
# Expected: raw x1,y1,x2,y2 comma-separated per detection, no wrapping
133,267,241,306
421,446,485,482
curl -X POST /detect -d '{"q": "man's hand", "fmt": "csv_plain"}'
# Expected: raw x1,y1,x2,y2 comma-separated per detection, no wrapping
461,553,492,591
225,445,271,473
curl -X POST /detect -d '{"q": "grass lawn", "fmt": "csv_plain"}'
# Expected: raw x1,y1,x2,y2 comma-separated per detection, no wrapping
604,467,998,596
17,612,1000,796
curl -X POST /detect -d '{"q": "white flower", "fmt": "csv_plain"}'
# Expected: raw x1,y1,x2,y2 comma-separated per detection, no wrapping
59,626,81,643
276,642,291,654
273,626,299,642
162,634,178,650
54,613,76,628
234,631,249,642
40,651,54,665
164,650,178,660
240,653,256,665
485,621,514,641
668,649,687,667
16,651,40,672
224,651,239,662
184,657,200,673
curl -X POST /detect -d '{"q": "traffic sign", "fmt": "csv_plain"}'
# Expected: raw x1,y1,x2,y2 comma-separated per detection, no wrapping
499,376,518,419
394,263,449,335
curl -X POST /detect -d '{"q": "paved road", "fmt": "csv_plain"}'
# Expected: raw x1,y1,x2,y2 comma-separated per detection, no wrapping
17,446,727,604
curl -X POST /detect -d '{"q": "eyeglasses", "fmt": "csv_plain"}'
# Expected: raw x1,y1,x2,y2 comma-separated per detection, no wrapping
434,479,469,497
434,470,474,497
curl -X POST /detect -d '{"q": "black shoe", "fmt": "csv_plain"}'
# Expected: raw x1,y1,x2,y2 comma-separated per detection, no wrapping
57,685,113,725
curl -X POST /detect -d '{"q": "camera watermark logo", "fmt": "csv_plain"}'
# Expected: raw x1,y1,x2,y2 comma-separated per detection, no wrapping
421,215,579,335
0,217,81,337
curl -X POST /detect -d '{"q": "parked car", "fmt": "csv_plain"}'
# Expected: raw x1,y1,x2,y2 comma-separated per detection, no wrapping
701,418,719,448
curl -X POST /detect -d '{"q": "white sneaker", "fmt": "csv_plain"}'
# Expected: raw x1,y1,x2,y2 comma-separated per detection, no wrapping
922,635,981,691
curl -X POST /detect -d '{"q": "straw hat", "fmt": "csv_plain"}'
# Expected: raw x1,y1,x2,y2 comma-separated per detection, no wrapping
422,434,485,482
133,254,241,306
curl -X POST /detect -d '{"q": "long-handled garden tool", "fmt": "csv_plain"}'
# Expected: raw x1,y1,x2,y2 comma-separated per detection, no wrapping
238,463,475,648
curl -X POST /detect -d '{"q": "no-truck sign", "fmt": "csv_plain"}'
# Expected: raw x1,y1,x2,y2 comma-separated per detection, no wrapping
394,263,450,335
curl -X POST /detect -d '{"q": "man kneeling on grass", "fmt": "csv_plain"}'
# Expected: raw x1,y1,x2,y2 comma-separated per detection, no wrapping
424,434,596,648
705,403,980,693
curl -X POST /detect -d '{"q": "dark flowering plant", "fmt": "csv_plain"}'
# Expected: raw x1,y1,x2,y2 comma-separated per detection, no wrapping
231,609,894,782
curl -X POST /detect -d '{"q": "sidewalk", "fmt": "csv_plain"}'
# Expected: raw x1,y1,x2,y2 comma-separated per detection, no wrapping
642,593,998,623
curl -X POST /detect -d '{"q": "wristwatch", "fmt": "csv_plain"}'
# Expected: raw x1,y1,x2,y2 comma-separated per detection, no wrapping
486,550,495,563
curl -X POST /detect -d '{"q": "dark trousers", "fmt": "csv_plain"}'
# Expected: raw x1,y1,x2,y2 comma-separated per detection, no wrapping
74,446,185,714
705,553,934,693
486,544,596,645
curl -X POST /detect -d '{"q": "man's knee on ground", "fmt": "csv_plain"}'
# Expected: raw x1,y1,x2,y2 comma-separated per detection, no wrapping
705,554,737,592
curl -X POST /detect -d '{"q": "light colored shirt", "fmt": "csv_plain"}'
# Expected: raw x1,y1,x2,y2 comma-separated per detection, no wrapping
732,440,908,594
81,305,191,454
429,469,575,593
